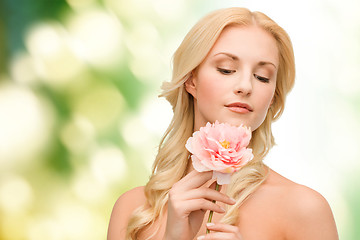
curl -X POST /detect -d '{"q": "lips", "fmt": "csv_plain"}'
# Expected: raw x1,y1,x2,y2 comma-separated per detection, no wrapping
225,102,253,113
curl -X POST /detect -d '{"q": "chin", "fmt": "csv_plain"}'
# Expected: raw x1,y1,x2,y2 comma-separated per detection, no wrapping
217,118,251,128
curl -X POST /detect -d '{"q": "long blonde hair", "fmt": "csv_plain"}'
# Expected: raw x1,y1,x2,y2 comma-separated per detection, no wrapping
126,7,295,239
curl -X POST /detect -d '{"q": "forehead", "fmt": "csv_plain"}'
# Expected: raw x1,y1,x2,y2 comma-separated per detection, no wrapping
207,25,279,66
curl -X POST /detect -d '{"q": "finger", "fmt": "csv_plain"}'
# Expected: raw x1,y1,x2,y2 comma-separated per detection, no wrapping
174,170,213,190
186,188,236,205
197,231,241,240
206,222,241,233
181,199,226,215
198,223,243,240
208,180,222,190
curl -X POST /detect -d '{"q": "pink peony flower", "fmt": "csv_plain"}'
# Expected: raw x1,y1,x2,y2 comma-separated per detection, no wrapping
185,121,253,185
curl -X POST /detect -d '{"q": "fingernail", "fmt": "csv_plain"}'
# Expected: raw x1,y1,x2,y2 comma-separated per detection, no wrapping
197,236,205,240
230,197,236,203
220,206,225,212
206,222,215,227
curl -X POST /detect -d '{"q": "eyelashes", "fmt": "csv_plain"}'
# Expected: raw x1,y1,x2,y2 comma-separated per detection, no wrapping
254,74,270,83
216,68,270,83
217,67,236,75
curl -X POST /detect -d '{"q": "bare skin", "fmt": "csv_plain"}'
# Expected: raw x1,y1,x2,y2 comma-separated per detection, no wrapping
107,167,339,240
108,25,338,240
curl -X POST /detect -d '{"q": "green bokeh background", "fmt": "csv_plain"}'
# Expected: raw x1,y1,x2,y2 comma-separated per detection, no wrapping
0,0,359,239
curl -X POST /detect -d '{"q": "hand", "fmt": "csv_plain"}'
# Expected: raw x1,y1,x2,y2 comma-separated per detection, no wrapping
197,223,243,240
163,170,236,240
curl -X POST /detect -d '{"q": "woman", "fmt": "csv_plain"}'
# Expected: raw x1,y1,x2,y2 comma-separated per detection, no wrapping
107,7,339,240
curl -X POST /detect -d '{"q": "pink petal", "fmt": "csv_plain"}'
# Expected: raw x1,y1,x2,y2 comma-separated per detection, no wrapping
189,121,253,177
185,137,194,153
212,171,232,185
191,155,210,172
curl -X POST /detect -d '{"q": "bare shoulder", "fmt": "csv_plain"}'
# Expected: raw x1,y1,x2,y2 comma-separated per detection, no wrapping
107,186,147,240
265,169,339,240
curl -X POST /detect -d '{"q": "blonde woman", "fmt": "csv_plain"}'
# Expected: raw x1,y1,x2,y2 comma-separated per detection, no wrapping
107,7,338,240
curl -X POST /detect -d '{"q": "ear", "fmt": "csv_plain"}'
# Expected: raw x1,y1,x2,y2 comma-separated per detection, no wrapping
184,72,197,99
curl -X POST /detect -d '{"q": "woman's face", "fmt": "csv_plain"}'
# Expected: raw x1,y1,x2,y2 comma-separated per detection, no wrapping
186,25,279,131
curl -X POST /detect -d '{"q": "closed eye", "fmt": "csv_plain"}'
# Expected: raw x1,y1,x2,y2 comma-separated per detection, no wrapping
217,68,236,75
254,74,269,83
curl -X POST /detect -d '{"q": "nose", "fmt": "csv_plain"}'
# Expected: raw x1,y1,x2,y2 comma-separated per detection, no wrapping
234,72,252,96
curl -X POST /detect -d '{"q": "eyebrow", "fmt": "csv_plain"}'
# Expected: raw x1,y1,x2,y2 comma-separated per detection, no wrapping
213,52,277,69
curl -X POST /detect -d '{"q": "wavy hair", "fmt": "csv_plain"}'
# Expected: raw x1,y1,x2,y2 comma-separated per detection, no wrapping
126,7,295,239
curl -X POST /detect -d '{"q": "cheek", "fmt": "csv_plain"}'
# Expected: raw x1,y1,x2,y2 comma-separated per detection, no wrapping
265,89,275,107
257,84,276,113
196,71,225,101
264,82,276,102
250,85,275,130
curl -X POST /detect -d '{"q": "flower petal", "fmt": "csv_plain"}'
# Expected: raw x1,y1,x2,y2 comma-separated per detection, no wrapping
212,171,232,185
188,121,253,177
191,155,210,172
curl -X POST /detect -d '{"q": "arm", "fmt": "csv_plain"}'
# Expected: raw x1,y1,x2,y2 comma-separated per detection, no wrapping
107,186,147,240
108,172,241,240
286,186,339,240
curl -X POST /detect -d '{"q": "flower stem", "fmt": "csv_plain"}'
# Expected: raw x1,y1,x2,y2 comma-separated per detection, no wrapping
206,183,220,234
